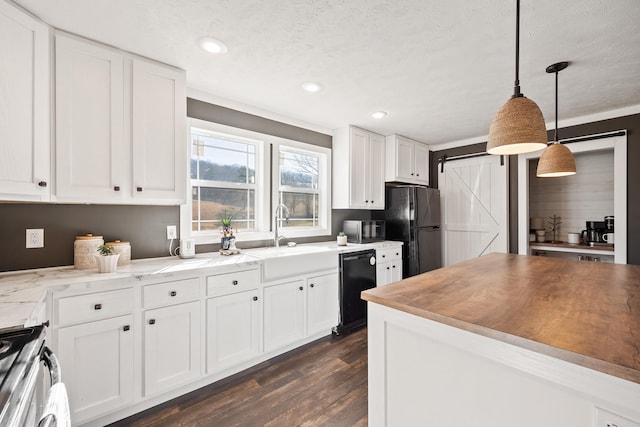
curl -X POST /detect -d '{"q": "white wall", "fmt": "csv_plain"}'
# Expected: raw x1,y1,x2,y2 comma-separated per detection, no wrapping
528,150,614,241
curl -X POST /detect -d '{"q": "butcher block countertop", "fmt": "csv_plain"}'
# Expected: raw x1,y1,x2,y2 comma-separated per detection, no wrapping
361,253,640,384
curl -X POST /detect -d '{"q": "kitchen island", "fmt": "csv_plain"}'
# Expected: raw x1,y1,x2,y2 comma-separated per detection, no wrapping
362,253,640,427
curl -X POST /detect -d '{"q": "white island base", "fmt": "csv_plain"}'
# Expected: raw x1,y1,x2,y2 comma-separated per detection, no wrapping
367,303,640,427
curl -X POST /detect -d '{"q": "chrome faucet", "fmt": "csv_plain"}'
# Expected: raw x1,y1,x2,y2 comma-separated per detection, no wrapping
274,203,290,247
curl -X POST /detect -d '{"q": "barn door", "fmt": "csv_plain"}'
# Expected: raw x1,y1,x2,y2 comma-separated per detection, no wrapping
439,155,508,267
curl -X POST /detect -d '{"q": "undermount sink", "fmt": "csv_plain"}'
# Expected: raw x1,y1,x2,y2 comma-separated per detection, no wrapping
246,245,338,282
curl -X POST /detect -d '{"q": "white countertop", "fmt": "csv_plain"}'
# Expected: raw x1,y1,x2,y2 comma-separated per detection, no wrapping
0,240,401,331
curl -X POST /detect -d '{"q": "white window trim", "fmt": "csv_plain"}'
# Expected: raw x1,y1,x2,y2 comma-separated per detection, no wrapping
182,118,271,245
181,119,332,245
272,141,332,239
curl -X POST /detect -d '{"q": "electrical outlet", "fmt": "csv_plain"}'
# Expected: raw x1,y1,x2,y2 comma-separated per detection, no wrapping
167,225,177,240
595,407,640,427
26,229,44,248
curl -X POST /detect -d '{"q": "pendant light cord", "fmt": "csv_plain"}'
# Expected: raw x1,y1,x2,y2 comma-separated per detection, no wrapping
554,69,559,143
513,0,522,98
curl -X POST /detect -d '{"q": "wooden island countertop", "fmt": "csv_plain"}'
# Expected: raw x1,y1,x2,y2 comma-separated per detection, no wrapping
362,253,640,384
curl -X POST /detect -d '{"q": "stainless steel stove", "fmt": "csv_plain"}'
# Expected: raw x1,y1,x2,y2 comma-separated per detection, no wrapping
0,325,69,427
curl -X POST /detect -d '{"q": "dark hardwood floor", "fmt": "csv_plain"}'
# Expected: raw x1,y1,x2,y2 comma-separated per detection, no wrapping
110,327,368,427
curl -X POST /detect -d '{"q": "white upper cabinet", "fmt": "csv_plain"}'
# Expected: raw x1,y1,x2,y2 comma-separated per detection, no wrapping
132,58,186,203
55,32,186,204
385,134,430,185
55,33,125,202
0,1,50,201
333,126,385,209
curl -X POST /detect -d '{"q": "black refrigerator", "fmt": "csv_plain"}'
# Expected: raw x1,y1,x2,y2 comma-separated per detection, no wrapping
384,186,442,277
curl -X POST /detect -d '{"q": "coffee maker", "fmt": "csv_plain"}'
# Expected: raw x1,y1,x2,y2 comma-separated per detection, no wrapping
582,221,607,246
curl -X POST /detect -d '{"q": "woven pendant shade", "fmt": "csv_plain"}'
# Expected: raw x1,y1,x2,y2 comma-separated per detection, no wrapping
487,96,548,155
536,143,576,177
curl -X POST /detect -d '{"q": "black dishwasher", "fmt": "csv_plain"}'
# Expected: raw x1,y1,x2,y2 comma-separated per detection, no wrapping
333,249,377,335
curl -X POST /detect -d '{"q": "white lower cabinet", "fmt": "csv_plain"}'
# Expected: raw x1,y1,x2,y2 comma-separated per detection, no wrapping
263,279,306,353
143,301,201,397
376,247,403,286
57,315,134,423
307,273,339,336
50,262,340,425
206,289,260,374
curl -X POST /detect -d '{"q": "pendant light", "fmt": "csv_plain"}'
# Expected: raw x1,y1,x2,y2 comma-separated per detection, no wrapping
536,61,576,177
487,0,548,155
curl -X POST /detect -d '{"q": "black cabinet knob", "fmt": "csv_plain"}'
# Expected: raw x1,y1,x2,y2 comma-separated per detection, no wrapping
396,252,399,256
149,319,156,325
310,283,315,288
114,186,120,191
170,291,177,297
232,280,238,286
298,286,303,291
382,254,386,258
386,267,390,270
123,325,130,331
253,296,258,301
411,173,414,176
137,186,143,192
365,200,369,203
94,304,102,310
416,174,420,177
392,265,396,268
371,200,374,203
38,181,47,187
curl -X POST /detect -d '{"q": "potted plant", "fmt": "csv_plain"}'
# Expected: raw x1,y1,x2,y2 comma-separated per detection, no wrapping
220,211,236,250
337,231,348,246
95,244,120,273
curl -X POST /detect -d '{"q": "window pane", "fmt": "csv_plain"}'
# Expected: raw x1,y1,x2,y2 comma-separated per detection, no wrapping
192,133,256,184
279,192,319,228
279,150,319,190
192,187,255,231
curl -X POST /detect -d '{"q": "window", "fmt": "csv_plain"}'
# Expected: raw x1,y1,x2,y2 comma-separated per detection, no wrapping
274,143,331,238
184,118,330,244
188,120,268,243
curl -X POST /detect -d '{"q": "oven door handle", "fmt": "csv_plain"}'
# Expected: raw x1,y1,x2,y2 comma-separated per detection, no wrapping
38,347,70,427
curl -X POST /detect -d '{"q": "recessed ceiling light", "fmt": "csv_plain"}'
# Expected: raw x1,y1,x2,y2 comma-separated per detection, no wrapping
301,82,322,93
198,37,228,54
372,111,388,119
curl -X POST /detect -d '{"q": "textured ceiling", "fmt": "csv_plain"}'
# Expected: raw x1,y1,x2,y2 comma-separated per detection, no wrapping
13,0,640,144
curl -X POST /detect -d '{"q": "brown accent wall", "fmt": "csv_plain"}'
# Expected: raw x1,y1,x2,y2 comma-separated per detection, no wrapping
0,204,179,272
431,113,640,265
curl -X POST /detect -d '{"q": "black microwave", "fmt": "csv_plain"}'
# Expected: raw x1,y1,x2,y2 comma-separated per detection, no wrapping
342,220,385,243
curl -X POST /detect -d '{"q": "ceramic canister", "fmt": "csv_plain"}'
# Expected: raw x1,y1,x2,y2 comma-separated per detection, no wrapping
74,234,104,269
105,240,131,265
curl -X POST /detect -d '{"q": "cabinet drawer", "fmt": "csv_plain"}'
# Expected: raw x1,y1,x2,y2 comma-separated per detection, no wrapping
143,277,200,309
207,269,259,297
377,247,402,263
56,288,134,326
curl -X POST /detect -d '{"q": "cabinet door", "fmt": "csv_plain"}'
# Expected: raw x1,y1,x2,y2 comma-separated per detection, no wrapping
132,59,186,204
263,280,305,353
55,34,125,202
206,290,260,374
349,128,369,208
390,261,402,283
56,315,134,423
396,138,415,182
368,133,386,209
307,273,338,336
0,1,50,200
414,143,430,185
144,301,201,396
376,262,392,286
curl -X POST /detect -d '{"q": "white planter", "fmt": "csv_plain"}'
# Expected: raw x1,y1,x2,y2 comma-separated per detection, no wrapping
337,235,348,246
95,254,120,273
